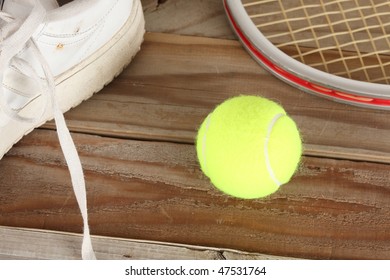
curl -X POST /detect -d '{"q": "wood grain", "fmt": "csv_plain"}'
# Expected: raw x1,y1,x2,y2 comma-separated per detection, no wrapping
1,130,390,259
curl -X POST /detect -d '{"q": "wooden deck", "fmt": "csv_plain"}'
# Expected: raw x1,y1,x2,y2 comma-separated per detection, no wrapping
1,0,390,260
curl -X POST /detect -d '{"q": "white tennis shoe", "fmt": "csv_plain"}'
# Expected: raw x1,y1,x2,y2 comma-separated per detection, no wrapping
0,0,145,259
1,0,144,157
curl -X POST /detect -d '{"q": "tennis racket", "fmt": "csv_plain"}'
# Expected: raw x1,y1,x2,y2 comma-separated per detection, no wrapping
224,0,390,109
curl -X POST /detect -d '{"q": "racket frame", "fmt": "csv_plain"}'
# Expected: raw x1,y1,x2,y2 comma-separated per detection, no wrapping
224,0,390,109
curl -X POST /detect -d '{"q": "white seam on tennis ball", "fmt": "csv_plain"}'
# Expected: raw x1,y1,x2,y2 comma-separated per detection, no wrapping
264,113,285,187
202,114,212,174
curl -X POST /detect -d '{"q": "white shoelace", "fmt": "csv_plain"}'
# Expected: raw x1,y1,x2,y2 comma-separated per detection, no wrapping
0,0,96,260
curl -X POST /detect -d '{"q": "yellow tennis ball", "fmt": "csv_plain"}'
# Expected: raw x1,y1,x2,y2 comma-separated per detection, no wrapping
196,95,302,199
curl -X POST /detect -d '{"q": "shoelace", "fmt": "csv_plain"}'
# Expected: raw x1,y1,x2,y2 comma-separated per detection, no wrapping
0,0,96,260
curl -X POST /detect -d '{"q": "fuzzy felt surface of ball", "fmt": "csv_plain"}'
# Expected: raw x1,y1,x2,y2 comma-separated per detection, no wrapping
196,95,302,199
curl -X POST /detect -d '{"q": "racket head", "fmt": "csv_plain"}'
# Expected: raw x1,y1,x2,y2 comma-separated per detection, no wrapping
224,0,390,109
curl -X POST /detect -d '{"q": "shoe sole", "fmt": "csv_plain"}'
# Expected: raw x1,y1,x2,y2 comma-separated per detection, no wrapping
0,0,145,160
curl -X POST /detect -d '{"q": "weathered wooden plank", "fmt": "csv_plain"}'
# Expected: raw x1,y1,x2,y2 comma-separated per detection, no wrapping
141,0,158,13
0,226,292,260
1,130,390,260
143,0,235,39
42,32,390,163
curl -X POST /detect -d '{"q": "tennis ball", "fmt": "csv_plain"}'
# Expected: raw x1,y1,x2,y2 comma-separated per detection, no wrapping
196,95,302,199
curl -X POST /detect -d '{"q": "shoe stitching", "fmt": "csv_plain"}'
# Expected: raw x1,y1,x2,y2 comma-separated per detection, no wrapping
37,24,97,46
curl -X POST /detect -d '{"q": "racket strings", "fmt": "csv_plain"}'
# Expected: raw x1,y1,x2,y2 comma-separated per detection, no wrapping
243,0,390,84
